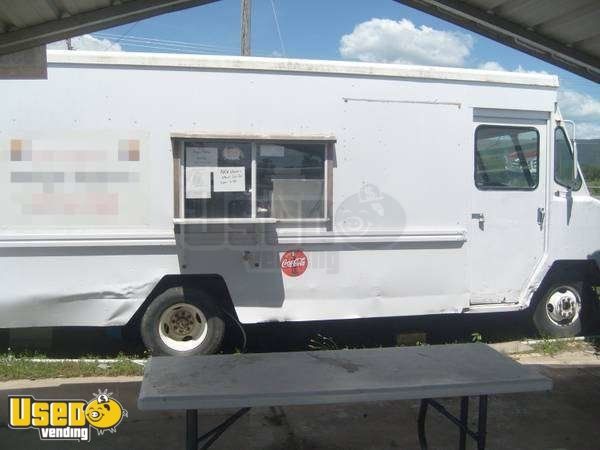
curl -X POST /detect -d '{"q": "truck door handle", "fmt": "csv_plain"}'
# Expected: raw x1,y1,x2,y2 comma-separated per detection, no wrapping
537,207,545,227
471,213,485,229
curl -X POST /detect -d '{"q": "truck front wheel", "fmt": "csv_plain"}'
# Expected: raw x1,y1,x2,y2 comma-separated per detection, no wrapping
532,283,584,338
140,287,225,356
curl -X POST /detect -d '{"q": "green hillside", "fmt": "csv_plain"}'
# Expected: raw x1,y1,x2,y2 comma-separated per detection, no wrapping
579,139,600,197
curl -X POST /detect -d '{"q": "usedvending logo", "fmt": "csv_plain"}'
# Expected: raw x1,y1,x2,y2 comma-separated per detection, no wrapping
8,389,127,442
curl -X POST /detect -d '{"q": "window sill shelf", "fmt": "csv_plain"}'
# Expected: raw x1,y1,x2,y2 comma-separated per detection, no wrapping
174,218,278,225
173,218,329,225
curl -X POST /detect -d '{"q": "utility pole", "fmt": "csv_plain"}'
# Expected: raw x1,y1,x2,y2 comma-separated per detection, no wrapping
241,0,251,56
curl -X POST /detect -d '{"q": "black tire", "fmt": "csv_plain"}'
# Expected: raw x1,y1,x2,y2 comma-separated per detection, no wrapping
532,283,584,338
140,286,225,356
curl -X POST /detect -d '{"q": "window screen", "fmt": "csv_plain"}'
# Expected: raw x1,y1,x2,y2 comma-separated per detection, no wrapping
475,126,539,190
554,127,582,190
257,143,325,219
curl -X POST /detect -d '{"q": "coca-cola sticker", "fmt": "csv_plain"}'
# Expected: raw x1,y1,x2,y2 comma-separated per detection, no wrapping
280,250,308,277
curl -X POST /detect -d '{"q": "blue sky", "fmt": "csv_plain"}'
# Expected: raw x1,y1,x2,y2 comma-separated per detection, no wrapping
51,0,600,138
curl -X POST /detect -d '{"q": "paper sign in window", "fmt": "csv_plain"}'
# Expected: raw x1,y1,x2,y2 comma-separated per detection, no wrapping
214,167,245,192
260,144,285,157
187,147,218,167
186,168,211,199
185,147,217,199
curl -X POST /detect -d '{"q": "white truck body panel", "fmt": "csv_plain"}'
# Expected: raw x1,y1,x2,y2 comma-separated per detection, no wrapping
1,50,598,328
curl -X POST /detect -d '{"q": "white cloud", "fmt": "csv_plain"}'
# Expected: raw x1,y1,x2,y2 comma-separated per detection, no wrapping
575,122,600,139
339,18,473,67
477,61,548,75
558,89,600,120
514,65,548,75
47,34,122,52
477,61,506,71
557,90,600,139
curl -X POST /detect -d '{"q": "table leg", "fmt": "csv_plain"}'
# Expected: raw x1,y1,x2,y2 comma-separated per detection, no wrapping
459,397,469,450
417,396,489,450
477,395,488,450
186,409,198,450
417,399,429,450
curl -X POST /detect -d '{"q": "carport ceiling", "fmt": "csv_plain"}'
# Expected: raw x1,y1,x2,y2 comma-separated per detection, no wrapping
394,0,600,83
0,0,218,56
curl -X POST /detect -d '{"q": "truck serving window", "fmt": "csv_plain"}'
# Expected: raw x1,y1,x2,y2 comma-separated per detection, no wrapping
177,140,328,221
554,127,582,191
474,126,539,190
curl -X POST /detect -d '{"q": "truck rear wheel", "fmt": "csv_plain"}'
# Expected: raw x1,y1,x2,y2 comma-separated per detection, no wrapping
140,287,225,356
532,283,584,338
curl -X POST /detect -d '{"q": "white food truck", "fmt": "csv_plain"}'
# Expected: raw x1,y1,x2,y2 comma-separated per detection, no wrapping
1,50,599,355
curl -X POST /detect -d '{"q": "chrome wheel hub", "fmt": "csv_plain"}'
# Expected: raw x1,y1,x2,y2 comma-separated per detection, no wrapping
545,287,581,326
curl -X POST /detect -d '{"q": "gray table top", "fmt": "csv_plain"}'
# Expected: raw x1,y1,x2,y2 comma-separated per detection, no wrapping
138,343,552,410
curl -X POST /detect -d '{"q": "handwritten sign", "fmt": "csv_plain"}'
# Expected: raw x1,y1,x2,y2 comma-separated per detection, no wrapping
214,167,245,192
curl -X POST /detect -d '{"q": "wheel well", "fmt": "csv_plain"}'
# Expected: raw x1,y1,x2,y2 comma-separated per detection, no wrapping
126,274,237,328
533,260,600,309
541,260,600,287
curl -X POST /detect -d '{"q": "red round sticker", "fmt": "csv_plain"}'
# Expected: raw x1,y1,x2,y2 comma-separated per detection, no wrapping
280,250,308,277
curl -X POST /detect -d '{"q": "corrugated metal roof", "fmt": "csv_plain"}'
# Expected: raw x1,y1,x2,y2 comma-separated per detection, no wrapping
0,1,111,29
0,0,217,55
395,0,600,83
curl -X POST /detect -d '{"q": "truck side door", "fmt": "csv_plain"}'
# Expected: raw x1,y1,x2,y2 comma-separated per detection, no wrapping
468,109,548,305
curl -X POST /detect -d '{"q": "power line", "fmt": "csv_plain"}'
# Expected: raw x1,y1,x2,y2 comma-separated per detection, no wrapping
104,21,139,51
107,42,226,54
94,32,272,56
96,33,238,53
96,33,238,52
269,0,286,57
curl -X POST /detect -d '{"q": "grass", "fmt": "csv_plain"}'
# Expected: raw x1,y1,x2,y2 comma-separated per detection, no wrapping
531,337,572,356
471,332,483,343
0,350,144,381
